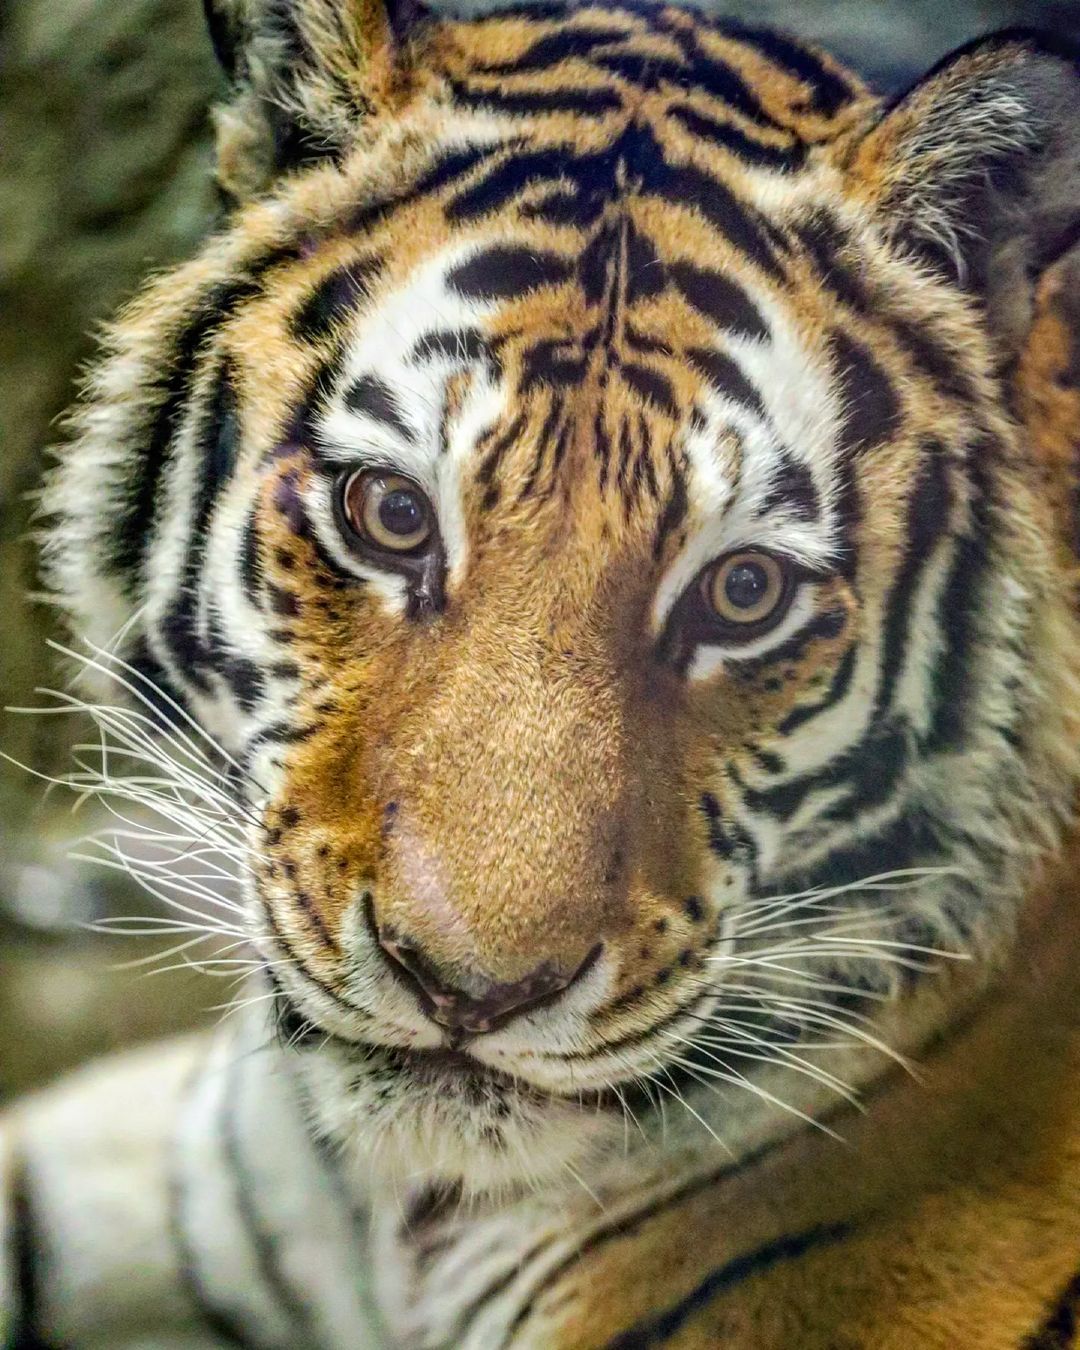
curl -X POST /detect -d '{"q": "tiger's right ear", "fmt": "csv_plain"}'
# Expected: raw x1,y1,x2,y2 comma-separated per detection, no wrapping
203,0,431,200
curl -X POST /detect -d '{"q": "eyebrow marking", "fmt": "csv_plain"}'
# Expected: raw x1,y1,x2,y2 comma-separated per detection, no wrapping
669,260,770,342
446,245,572,300
760,449,820,520
687,347,766,419
343,374,415,442
409,327,494,367
622,362,679,417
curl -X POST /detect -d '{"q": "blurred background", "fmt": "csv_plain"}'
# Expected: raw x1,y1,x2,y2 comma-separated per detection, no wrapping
4,0,1080,1105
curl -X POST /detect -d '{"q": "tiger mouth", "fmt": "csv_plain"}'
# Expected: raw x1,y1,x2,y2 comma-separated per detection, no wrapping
385,1045,533,1096
270,970,726,1115
272,982,625,1107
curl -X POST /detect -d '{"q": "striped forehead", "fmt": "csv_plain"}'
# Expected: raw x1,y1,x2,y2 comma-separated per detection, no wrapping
305,216,856,545
316,244,505,475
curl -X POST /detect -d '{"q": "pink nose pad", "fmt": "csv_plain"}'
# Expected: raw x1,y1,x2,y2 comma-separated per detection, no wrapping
377,931,601,1036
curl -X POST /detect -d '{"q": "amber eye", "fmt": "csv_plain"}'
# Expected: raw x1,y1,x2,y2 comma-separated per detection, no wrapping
702,551,791,630
340,471,433,553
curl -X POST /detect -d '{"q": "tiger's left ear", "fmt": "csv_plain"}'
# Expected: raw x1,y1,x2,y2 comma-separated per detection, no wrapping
203,0,431,200
853,30,1080,359
855,31,1080,561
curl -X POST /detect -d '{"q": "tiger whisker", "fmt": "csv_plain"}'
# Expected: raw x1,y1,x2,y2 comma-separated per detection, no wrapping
49,636,265,797
671,1030,865,1109
643,1052,730,1153
663,1051,846,1142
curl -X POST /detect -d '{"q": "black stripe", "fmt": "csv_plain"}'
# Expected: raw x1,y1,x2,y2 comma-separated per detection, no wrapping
773,805,947,899
8,1156,63,1349
239,510,262,603
290,257,382,344
518,398,565,501
622,363,678,417
1072,455,1080,565
793,211,869,311
112,244,300,589
126,637,189,730
222,1055,322,1347
873,442,953,720
624,223,667,304
157,358,239,696
168,1062,258,1348
220,652,265,713
447,245,572,301
700,791,757,865
445,146,576,222
258,896,375,1024
731,606,848,681
830,456,862,580
343,374,415,442
345,142,514,235
717,21,858,117
924,438,996,751
631,411,660,507
795,212,978,406
653,462,689,557
604,1223,856,1348
475,25,633,74
281,335,347,452
738,713,907,827
830,328,902,457
476,411,528,489
450,79,623,117
643,157,784,280
579,221,620,306
521,338,587,391
1023,1263,1080,1349
687,348,765,418
410,328,493,366
760,449,819,521
666,25,791,128
595,398,615,492
590,50,696,91
494,1138,853,1347
522,187,607,227
668,104,806,169
777,643,857,736
446,124,784,281
615,415,636,496
668,261,769,342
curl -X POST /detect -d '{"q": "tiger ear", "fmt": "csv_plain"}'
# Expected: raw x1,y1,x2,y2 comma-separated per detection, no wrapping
852,30,1080,359
203,0,431,200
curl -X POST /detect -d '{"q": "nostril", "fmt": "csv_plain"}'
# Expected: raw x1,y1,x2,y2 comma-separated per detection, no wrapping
374,923,602,1036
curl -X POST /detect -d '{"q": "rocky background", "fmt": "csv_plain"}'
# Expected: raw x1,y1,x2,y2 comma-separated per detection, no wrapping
4,0,1080,1100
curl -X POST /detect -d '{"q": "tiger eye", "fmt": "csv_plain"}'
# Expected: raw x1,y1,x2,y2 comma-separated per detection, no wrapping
341,471,433,553
704,551,789,628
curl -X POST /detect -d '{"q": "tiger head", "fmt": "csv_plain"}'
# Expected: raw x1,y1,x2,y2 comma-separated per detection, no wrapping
45,0,1080,1198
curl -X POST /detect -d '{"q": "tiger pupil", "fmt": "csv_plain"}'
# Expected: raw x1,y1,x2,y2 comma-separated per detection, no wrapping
725,562,769,610
379,490,424,536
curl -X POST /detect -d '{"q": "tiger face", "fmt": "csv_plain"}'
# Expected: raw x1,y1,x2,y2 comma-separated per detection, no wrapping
46,1,1080,1196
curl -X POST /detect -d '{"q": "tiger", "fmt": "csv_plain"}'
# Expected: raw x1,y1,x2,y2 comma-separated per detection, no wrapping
3,0,1080,1345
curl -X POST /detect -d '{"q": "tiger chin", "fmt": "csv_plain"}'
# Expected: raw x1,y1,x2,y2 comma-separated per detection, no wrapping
5,0,1080,1346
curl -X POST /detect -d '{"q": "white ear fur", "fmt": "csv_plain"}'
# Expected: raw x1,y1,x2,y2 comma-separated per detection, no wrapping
856,31,1080,349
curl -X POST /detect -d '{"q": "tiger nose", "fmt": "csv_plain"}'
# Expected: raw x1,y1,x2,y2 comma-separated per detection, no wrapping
376,929,601,1035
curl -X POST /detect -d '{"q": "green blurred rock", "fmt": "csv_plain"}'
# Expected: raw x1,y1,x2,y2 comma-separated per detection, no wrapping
0,0,222,849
